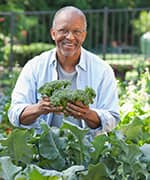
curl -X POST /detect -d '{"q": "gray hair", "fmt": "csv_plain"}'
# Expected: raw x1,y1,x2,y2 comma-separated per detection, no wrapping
52,6,87,31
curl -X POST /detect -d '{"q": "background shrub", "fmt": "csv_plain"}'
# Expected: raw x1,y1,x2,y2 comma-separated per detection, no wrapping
2,42,55,66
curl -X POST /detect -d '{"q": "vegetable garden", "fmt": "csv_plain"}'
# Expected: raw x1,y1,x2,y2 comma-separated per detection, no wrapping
0,63,149,179
0,5,150,180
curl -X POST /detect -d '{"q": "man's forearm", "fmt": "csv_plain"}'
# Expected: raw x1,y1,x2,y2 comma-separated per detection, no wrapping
19,98,63,125
84,109,101,128
19,104,42,125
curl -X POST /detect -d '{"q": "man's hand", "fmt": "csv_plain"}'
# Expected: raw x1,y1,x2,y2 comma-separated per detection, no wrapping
19,97,63,125
64,101,101,129
39,97,63,114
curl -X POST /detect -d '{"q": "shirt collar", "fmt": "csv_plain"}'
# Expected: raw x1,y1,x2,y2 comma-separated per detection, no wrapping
49,47,87,71
48,48,57,67
78,47,87,71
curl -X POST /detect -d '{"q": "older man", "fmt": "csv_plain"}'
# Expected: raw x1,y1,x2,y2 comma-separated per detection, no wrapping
8,6,120,135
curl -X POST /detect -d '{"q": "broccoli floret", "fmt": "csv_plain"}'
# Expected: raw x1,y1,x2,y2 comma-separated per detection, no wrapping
50,89,72,109
38,80,96,110
38,80,71,97
70,87,96,105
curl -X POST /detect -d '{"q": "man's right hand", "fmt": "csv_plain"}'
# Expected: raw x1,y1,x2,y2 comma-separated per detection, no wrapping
19,97,63,125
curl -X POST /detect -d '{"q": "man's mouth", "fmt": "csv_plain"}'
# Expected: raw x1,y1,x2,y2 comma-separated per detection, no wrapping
63,43,74,48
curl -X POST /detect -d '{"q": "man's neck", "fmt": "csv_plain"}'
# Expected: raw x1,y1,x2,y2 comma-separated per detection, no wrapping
56,54,80,73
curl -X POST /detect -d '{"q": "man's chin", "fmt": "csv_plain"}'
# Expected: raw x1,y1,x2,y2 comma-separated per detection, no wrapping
61,50,76,57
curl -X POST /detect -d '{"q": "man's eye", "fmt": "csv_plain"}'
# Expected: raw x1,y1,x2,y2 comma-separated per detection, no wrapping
58,29,67,34
74,30,82,35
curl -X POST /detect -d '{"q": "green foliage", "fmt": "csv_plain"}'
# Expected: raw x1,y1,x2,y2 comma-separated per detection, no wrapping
0,129,35,165
2,43,55,66
0,33,10,61
1,0,150,12
38,126,67,170
37,122,91,171
119,69,150,145
0,156,22,180
132,11,150,35
38,80,96,112
61,122,91,168
0,121,149,179
38,80,71,97
0,122,92,178
0,60,149,179
0,66,20,135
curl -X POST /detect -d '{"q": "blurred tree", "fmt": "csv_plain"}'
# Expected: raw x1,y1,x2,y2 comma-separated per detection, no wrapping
0,0,150,48
1,0,150,12
133,11,150,35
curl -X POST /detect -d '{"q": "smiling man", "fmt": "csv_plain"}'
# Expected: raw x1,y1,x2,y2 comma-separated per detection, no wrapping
8,6,120,136
51,7,87,61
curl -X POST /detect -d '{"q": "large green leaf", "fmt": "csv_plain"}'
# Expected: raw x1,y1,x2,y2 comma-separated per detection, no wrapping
0,156,22,180
39,127,67,170
15,164,62,180
131,161,149,180
27,165,62,180
90,134,108,163
61,121,91,166
0,129,34,164
81,163,110,180
140,144,150,162
62,165,85,180
119,117,144,143
116,143,142,165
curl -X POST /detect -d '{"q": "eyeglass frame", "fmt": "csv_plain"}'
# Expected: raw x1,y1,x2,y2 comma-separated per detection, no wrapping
54,28,86,37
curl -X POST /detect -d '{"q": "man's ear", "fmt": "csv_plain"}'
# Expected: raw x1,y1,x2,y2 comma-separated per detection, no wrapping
50,28,55,40
82,31,87,43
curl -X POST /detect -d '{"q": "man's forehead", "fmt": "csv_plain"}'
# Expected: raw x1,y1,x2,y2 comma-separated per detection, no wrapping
54,11,84,26
52,7,87,30
55,9,82,19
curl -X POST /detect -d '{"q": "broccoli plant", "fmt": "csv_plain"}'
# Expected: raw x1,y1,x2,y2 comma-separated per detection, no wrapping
38,80,71,97
38,80,96,110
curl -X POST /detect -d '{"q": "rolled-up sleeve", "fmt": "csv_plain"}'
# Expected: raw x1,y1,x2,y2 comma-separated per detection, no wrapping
8,61,37,128
90,66,120,135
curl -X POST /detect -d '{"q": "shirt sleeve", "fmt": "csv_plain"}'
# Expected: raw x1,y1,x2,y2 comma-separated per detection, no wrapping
90,66,120,136
8,61,38,128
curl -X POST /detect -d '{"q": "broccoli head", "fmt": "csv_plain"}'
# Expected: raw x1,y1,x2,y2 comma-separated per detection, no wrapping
38,80,96,110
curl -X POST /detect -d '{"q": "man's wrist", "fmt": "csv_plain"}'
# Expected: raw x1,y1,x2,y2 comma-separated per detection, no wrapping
84,110,101,128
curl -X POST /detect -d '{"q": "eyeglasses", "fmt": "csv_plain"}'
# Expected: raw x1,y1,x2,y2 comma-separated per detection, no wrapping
55,28,85,37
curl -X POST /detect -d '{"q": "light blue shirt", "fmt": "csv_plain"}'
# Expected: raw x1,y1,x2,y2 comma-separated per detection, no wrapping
8,47,120,135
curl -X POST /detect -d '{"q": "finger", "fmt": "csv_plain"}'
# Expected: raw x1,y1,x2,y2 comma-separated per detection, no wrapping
42,96,50,101
53,106,63,112
39,99,50,107
67,102,87,114
63,110,70,116
74,101,86,107
65,107,83,119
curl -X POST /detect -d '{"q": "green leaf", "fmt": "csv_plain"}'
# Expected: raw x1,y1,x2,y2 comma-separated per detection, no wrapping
120,117,144,143
61,121,91,166
28,165,61,180
140,144,150,162
0,156,22,180
39,127,67,170
131,161,149,180
62,165,85,180
0,129,34,164
91,135,108,163
81,163,110,180
126,144,142,163
15,164,62,180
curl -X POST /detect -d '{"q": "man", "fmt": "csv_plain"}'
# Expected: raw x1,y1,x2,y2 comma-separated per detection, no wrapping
8,6,120,135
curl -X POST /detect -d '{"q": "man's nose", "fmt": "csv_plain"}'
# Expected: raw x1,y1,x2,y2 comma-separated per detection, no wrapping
66,31,75,39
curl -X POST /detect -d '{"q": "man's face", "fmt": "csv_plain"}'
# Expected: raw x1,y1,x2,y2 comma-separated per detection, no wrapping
50,11,87,58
